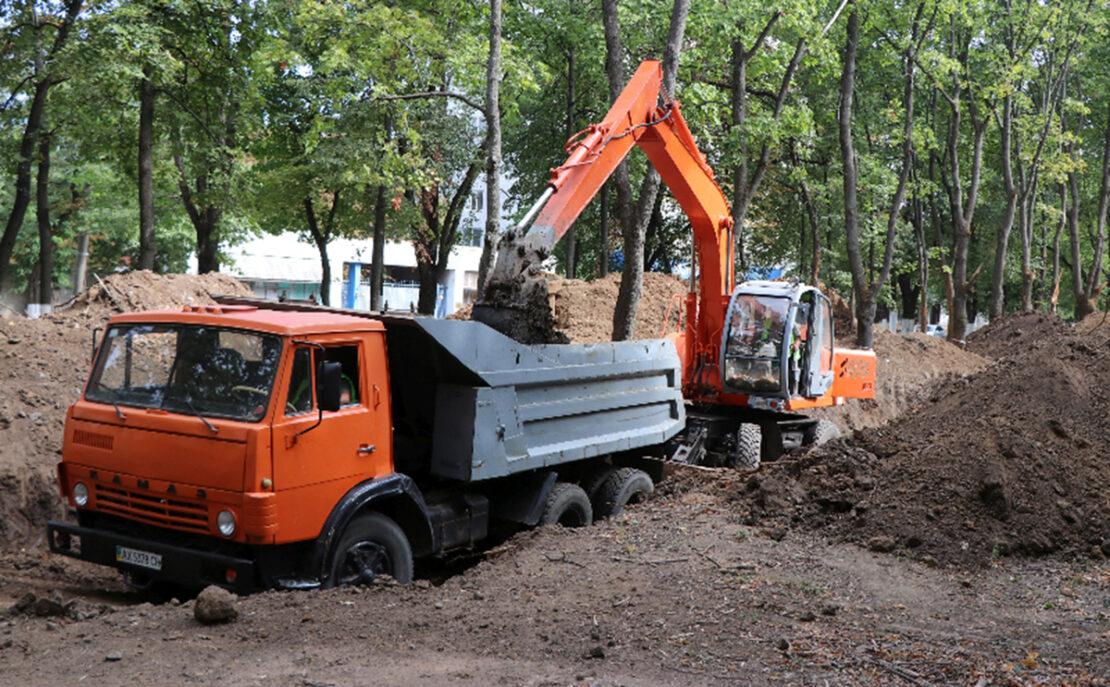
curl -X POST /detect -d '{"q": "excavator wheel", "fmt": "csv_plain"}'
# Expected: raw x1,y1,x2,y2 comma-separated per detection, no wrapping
539,483,593,528
593,468,654,520
729,424,762,469
810,420,841,446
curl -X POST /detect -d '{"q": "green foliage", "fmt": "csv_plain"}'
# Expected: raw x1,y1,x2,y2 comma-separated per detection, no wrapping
0,0,1107,321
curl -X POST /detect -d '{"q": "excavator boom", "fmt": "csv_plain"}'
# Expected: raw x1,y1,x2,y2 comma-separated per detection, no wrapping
475,60,734,352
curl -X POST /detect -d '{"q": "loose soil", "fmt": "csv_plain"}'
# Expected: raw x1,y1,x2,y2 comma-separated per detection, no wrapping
0,271,254,551
1,274,1108,685
746,311,1110,568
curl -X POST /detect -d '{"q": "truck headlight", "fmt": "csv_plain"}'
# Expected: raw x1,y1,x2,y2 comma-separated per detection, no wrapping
217,510,236,537
73,482,89,507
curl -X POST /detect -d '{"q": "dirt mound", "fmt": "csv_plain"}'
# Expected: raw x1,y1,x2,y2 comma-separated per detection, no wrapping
60,270,252,322
0,272,254,552
745,312,1110,567
1076,310,1110,335
547,272,688,343
965,310,1074,359
813,330,989,432
459,272,689,343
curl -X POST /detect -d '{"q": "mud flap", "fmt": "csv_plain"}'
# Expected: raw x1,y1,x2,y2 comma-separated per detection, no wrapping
487,470,557,527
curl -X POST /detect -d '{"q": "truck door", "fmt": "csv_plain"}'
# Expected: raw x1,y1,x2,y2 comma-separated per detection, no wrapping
271,339,391,521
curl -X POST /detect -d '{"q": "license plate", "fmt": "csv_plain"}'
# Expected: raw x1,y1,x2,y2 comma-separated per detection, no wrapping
116,545,162,571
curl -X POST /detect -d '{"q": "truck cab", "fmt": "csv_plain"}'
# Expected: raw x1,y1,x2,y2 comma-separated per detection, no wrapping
50,305,401,590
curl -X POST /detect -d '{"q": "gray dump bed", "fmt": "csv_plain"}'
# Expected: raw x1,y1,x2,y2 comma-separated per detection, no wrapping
382,317,684,482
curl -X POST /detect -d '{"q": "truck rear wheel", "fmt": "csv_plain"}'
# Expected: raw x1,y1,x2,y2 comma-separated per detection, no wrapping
539,483,592,527
328,512,413,586
594,468,653,519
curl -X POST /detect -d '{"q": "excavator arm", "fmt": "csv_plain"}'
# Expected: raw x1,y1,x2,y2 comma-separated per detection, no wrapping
475,60,734,354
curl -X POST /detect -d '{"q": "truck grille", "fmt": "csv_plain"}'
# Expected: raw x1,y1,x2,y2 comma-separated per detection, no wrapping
95,485,209,534
73,430,114,450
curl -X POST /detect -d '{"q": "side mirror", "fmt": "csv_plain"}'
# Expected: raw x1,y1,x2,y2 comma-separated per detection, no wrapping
317,361,343,412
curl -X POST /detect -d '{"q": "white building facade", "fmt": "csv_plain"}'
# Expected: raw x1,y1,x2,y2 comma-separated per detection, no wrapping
220,178,512,316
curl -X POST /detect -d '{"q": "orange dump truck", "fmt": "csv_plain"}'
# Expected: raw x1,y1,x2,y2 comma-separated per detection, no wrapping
47,299,684,591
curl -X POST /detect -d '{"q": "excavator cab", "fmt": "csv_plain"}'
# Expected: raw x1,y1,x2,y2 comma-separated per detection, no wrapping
720,281,835,404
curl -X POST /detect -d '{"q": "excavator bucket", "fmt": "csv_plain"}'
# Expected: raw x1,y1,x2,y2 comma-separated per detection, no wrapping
473,62,667,345
471,275,566,345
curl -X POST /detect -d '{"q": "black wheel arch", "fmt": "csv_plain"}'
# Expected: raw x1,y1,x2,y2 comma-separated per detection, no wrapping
312,474,436,583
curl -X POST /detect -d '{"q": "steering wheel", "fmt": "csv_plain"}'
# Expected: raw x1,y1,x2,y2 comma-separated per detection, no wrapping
231,385,267,400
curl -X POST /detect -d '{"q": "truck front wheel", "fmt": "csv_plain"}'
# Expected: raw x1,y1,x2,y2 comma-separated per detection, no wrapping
328,512,414,586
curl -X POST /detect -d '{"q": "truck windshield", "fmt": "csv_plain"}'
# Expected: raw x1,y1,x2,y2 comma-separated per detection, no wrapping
86,324,282,423
722,295,790,394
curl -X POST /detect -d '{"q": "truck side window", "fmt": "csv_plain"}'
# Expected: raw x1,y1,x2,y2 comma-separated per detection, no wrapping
323,345,360,406
286,348,314,415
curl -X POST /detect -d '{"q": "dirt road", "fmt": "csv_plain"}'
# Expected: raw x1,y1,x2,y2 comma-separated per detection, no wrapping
2,470,1107,686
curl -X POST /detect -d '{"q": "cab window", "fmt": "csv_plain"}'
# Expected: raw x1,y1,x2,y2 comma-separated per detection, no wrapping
284,344,361,416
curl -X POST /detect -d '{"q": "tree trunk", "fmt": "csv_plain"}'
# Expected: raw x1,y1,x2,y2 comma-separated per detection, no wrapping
416,261,440,314
370,185,387,311
1066,163,1091,318
303,193,340,307
195,209,220,274
790,142,822,284
913,185,929,330
0,0,81,292
563,45,578,279
412,153,483,315
843,3,919,348
602,0,637,334
476,0,503,292
838,6,872,346
610,0,689,341
173,151,222,275
35,133,54,310
137,65,156,271
1086,97,1110,313
0,78,49,292
73,232,89,294
988,6,1020,321
1049,183,1065,314
729,9,820,270
988,90,1018,321
599,181,609,277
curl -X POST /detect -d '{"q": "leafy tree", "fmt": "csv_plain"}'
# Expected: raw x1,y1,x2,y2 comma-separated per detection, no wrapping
0,0,83,291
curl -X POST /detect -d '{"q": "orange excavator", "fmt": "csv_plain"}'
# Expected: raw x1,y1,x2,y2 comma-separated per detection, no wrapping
474,60,875,466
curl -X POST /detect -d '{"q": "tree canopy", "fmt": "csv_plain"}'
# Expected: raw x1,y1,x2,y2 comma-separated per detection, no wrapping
1,0,1107,329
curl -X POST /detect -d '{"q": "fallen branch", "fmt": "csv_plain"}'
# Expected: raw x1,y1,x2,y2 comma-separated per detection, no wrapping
694,545,723,569
543,552,585,568
610,555,689,567
868,657,936,687
93,274,123,310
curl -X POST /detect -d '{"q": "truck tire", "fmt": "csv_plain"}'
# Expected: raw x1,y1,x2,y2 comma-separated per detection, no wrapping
539,483,593,528
328,512,413,586
729,424,761,469
594,468,654,519
811,419,841,445
581,466,617,502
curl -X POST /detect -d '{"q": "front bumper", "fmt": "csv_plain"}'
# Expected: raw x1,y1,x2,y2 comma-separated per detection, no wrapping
47,520,257,592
